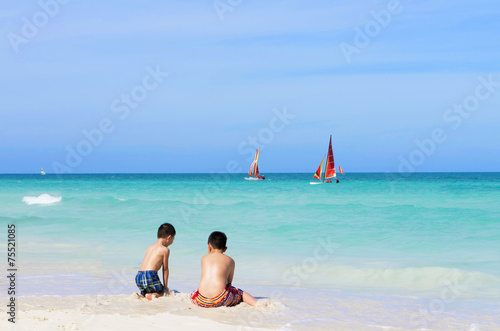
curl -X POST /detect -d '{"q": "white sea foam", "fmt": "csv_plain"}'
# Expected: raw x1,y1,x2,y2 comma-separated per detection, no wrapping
23,194,62,205
297,265,500,298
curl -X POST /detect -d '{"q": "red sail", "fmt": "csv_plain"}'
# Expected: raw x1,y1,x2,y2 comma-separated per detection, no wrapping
313,155,325,180
324,135,336,179
248,161,256,176
339,166,344,174
248,149,260,176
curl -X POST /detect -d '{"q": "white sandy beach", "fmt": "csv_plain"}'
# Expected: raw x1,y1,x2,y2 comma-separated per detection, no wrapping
4,290,500,331
3,293,281,331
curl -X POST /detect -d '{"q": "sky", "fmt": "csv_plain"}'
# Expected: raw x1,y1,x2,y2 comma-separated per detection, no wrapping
1,0,500,174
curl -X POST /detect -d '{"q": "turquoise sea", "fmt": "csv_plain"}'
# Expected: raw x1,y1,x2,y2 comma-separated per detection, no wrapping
1,173,499,329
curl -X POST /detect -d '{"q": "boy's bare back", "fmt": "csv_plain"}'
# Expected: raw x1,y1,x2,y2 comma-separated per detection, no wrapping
198,251,234,298
135,223,175,299
191,231,260,307
139,241,170,272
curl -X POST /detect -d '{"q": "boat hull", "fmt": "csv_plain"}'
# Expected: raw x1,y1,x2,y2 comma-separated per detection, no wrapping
245,176,265,181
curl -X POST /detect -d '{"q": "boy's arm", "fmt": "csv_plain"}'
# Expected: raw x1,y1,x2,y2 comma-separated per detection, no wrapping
162,248,170,294
227,259,235,285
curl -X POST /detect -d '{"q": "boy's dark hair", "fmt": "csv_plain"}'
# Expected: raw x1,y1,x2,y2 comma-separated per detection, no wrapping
157,223,176,238
208,231,227,250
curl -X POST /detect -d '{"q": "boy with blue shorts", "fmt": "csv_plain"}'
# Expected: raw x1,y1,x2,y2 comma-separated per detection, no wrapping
135,223,175,300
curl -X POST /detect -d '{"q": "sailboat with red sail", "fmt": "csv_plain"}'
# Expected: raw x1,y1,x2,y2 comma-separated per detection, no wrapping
310,135,340,184
245,149,265,180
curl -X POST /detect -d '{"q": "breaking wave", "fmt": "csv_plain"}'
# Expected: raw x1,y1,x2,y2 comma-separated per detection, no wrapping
23,194,62,205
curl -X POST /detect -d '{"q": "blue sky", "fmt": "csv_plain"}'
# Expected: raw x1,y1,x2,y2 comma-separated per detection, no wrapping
1,0,499,173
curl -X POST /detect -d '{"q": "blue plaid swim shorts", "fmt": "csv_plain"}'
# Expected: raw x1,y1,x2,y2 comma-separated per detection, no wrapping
135,270,164,296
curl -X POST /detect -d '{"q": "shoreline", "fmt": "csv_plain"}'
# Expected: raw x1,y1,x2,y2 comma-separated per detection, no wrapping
8,261,500,330
5,289,500,331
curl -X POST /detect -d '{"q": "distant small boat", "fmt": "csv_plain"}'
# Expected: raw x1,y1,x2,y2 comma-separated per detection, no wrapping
245,149,265,181
41,168,46,175
310,135,339,184
339,166,344,174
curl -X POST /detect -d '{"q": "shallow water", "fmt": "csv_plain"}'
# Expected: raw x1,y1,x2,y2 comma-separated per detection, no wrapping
1,173,499,329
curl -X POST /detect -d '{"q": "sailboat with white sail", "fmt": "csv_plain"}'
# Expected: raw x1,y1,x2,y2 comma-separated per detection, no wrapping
310,135,340,184
245,149,265,180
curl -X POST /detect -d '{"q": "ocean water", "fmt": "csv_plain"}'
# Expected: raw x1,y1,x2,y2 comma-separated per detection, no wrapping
1,173,499,330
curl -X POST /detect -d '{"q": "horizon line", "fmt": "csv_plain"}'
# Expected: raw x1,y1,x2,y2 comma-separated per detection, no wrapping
1,171,499,175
